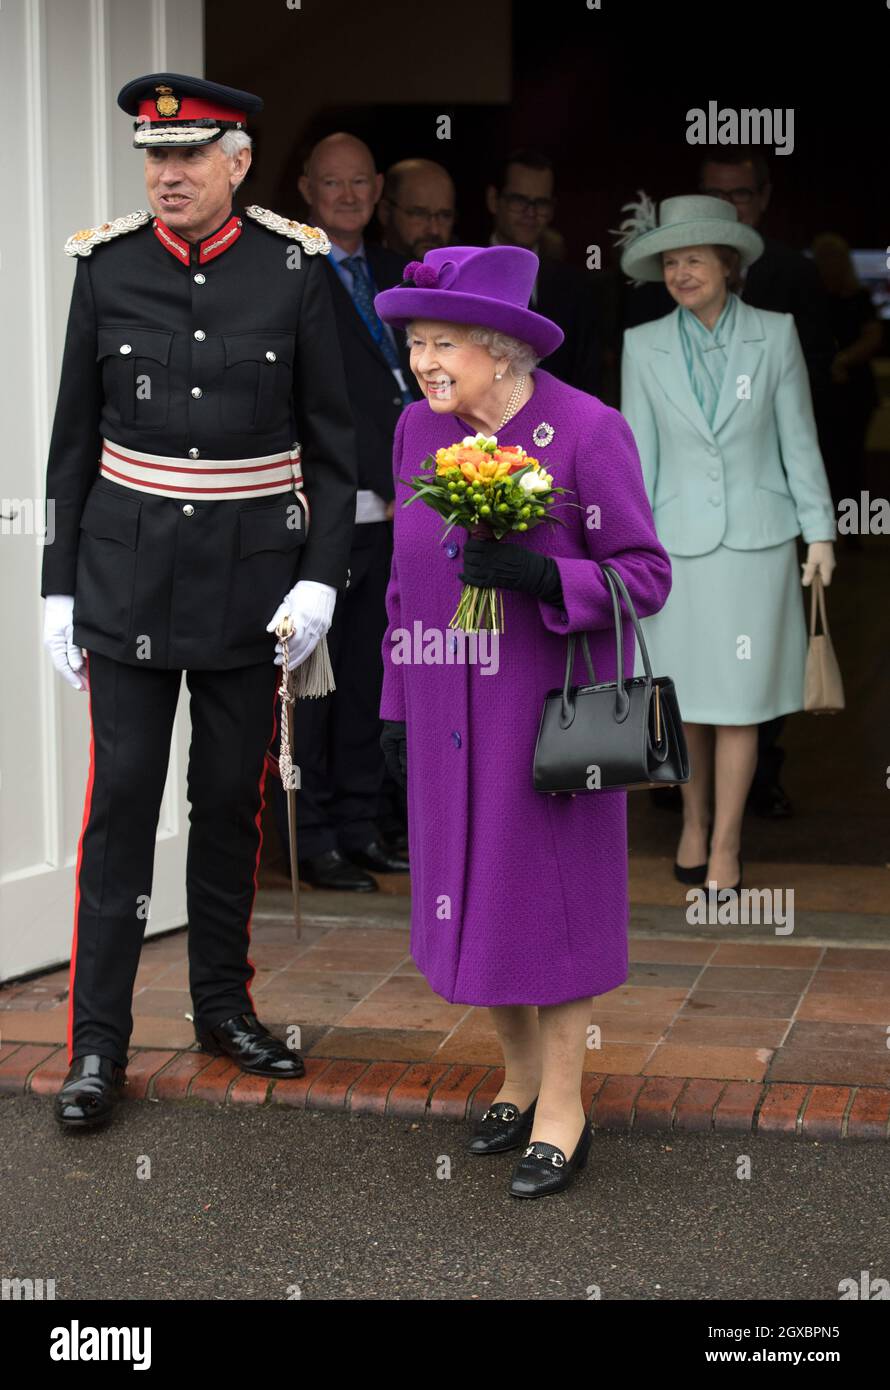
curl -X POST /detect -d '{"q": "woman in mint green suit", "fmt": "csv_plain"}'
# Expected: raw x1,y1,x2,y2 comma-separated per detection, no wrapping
618,196,836,893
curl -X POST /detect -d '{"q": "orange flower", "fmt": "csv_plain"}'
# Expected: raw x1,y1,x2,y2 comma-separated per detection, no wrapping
453,446,482,466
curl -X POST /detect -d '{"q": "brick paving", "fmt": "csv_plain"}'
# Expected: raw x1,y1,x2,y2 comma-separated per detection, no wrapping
1,852,888,1140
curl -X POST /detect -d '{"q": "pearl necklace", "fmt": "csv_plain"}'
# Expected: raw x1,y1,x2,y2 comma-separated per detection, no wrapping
498,373,527,429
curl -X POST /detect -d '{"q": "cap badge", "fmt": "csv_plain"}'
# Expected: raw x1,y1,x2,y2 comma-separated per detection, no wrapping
154,85,180,117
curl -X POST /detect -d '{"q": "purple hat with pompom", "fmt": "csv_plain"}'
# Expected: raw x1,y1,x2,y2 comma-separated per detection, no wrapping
374,245,564,359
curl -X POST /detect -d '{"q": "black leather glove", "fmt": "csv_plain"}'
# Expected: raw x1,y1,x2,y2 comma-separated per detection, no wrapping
380,719,407,789
459,537,564,606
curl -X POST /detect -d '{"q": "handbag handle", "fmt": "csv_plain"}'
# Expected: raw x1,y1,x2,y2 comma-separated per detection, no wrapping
808,571,831,638
560,562,657,726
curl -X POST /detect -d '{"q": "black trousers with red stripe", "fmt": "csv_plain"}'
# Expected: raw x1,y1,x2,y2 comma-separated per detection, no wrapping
69,650,280,1068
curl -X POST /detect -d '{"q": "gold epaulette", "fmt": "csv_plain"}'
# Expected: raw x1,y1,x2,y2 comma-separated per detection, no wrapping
65,210,151,257
244,205,331,255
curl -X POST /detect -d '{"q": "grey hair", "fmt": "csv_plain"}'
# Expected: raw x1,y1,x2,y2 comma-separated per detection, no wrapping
466,326,539,375
404,321,539,375
218,129,253,189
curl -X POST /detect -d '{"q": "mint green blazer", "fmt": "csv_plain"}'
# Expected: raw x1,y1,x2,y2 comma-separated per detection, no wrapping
620,299,836,555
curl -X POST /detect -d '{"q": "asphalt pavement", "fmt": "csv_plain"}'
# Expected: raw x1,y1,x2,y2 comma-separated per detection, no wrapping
1,1093,888,1303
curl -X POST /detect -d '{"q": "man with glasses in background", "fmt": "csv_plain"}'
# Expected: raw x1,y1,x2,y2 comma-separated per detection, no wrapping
377,158,456,262
485,149,601,395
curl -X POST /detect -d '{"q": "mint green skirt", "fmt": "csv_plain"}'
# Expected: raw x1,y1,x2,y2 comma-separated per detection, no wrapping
632,540,807,725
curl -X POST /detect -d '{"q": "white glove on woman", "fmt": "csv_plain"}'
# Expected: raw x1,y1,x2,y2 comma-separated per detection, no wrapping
801,541,836,587
266,579,337,668
43,594,89,691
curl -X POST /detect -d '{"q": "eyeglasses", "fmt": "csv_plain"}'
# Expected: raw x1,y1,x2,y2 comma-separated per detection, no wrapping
385,200,454,224
500,191,554,216
700,186,761,205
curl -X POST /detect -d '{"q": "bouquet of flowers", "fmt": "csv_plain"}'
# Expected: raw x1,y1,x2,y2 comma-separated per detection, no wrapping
403,432,568,632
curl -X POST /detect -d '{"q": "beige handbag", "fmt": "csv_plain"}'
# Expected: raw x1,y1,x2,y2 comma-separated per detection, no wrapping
804,573,845,713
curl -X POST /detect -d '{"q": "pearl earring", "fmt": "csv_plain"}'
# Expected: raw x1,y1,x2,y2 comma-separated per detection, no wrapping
495,372,503,380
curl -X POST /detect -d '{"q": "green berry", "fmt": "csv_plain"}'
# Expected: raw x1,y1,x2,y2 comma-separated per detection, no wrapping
517,522,528,531
479,504,491,516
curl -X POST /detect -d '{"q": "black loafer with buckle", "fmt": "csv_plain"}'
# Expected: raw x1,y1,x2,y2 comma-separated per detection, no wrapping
509,1125,592,1198
194,1012,305,1079
467,1098,537,1155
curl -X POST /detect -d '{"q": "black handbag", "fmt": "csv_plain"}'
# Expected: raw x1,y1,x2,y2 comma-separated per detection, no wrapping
533,562,690,794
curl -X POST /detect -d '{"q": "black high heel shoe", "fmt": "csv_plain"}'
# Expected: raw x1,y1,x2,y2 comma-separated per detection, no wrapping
674,820,713,885
509,1122,592,1199
467,1098,537,1155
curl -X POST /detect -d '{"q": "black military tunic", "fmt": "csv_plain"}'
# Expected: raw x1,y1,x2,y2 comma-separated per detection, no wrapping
41,206,357,668
43,205,358,1067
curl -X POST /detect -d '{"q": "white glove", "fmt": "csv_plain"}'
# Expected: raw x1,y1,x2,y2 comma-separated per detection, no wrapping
801,541,836,587
43,594,90,691
266,579,337,668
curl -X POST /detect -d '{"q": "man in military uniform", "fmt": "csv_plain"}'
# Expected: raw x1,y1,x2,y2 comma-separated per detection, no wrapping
41,73,357,1129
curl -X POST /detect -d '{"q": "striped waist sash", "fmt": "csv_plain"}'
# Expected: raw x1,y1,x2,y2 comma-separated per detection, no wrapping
99,437,304,500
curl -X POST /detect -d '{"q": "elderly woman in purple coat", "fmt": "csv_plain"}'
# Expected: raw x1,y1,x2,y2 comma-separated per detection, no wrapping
373,247,671,1199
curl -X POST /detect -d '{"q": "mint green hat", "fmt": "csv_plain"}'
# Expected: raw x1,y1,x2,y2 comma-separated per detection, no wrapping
615,193,764,284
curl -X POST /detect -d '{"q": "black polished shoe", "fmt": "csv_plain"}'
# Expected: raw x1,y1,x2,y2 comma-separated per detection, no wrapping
467,1098,537,1155
194,1012,305,1078
345,839,410,873
298,848,378,892
54,1054,126,1131
509,1124,592,1199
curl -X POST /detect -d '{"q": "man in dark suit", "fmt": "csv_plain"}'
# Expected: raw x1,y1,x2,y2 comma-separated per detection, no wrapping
275,133,420,890
486,149,600,395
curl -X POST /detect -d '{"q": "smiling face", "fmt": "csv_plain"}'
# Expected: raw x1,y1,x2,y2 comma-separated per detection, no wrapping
662,244,729,316
144,142,250,242
407,320,506,420
299,135,383,246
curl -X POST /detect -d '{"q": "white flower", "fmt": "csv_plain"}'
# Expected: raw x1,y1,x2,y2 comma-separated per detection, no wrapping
518,470,549,493
462,432,497,449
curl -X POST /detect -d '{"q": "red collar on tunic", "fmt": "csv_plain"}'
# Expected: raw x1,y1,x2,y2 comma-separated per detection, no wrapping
152,212,243,265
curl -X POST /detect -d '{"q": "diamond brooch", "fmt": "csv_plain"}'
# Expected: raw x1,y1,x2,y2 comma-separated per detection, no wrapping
532,421,555,448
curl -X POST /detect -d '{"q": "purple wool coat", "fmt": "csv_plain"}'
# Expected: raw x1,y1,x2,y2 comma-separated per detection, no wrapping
380,367,672,1007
